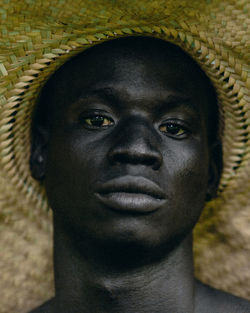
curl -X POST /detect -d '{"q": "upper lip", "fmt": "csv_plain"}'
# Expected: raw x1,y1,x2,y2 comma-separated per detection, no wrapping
95,175,166,199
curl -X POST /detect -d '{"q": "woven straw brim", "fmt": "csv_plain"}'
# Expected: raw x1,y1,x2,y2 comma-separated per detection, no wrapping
0,0,249,312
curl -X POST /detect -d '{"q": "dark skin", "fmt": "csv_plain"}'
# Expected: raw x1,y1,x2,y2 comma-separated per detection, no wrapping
29,37,250,313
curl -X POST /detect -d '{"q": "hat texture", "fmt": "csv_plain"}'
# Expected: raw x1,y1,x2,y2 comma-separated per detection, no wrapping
0,0,249,312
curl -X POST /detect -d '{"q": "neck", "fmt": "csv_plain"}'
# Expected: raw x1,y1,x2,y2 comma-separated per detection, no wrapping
53,218,195,313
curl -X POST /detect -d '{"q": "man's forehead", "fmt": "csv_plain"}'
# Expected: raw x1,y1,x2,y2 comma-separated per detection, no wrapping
56,36,206,84
40,36,217,126
72,85,199,117
53,38,208,96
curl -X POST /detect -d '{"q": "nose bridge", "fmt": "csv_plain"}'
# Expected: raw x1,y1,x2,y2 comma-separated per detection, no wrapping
108,116,162,169
124,117,155,146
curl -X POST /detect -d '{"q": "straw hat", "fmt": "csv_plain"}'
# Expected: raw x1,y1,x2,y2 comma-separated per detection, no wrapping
0,0,249,312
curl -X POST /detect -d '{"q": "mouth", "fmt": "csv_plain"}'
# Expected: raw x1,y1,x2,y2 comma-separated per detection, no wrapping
95,175,166,213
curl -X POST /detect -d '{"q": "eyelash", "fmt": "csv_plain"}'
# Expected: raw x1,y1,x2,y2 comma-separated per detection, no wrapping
159,121,189,138
80,113,114,129
80,114,190,138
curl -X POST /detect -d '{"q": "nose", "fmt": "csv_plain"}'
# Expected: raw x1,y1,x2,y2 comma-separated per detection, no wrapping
107,117,163,170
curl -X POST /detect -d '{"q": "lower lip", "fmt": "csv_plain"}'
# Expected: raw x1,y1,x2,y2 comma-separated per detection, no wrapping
95,192,166,213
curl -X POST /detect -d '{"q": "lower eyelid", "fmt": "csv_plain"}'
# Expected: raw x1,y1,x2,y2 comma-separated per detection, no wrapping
81,116,115,128
159,123,186,130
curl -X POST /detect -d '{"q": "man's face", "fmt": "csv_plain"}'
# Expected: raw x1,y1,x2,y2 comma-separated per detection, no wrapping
36,37,217,250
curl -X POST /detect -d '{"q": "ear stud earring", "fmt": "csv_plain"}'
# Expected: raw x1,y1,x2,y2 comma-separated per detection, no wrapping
37,155,43,163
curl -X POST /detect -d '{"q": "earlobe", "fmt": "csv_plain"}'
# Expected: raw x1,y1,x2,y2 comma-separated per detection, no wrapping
206,141,222,201
30,126,49,181
206,162,218,201
30,153,46,181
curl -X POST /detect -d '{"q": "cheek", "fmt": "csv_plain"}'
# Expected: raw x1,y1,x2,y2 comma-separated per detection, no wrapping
164,138,209,188
174,148,208,192
44,131,104,211
160,141,209,232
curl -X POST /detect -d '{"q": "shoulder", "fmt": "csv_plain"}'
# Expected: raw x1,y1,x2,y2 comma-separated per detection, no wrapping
195,280,250,313
28,298,54,313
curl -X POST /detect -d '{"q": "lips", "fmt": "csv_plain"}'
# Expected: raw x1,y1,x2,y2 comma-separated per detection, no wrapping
95,175,166,213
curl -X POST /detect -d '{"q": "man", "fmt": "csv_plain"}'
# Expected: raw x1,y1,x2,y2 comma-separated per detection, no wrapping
28,36,250,313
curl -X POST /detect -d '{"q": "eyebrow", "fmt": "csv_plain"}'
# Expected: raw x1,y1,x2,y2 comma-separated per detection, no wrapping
77,87,118,105
75,87,199,115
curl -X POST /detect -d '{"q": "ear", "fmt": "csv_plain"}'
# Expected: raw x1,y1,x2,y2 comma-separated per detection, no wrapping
206,141,222,201
30,126,49,181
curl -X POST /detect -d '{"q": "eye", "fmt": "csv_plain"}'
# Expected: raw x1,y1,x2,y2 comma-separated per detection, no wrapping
83,115,114,128
159,122,187,137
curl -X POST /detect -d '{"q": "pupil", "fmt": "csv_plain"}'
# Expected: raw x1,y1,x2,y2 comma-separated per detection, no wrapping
92,116,104,126
167,124,179,134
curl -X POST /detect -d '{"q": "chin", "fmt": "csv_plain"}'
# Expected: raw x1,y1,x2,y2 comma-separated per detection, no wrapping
83,216,190,254
84,224,192,269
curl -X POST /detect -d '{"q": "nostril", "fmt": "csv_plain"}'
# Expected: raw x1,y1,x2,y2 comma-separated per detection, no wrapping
112,153,153,165
107,119,163,170
108,145,163,170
